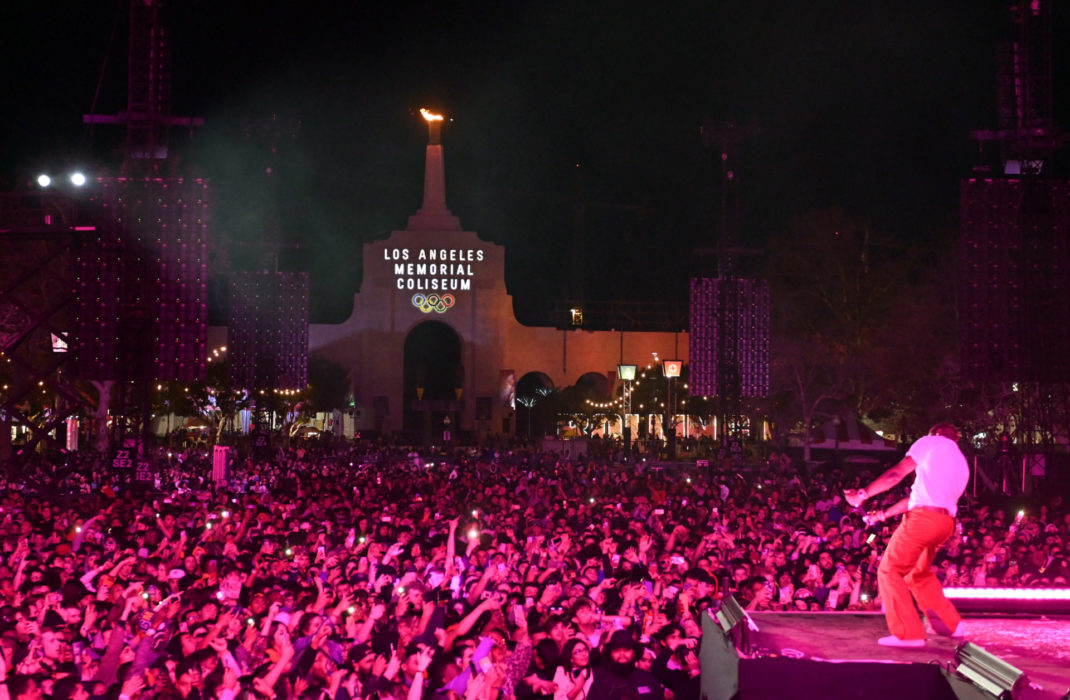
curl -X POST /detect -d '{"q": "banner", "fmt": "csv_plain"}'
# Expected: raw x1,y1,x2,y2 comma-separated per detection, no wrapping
499,370,516,409
213,445,230,485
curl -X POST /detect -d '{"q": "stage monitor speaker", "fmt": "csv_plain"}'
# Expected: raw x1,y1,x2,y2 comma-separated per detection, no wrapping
713,593,746,634
699,598,742,700
943,642,1026,700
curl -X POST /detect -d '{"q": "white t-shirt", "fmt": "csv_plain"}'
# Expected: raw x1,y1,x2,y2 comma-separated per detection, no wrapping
906,435,969,517
552,665,595,700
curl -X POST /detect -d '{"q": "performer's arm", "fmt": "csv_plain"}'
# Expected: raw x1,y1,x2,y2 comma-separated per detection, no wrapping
845,458,916,507
869,497,909,523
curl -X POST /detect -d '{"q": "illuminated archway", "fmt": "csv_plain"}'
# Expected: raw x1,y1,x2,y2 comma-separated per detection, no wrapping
403,321,463,438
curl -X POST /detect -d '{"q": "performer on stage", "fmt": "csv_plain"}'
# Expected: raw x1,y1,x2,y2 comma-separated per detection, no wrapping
844,423,969,647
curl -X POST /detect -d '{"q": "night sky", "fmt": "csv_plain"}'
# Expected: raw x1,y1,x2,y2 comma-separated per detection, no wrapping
4,0,1069,322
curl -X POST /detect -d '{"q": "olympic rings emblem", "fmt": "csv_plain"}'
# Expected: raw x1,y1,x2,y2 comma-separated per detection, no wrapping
412,293,455,314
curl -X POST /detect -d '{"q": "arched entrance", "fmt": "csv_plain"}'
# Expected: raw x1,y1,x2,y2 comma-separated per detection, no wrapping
404,321,464,441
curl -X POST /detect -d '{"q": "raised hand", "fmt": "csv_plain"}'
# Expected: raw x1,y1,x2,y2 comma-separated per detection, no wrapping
843,489,867,508
120,673,146,698
415,645,434,673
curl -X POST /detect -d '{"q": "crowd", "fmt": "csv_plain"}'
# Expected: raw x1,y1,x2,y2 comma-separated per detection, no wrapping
0,442,1066,700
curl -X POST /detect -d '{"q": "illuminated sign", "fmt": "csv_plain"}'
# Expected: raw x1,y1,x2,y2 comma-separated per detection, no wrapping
385,247,486,301
412,293,455,314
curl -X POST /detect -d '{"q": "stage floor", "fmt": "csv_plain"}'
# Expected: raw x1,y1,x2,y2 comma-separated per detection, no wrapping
747,612,1070,699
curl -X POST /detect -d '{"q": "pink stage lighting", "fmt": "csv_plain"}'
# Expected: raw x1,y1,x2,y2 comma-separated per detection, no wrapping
944,587,1070,614
944,587,1070,601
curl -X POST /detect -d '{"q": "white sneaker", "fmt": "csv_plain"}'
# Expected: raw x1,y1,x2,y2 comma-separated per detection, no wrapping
927,614,966,638
878,635,925,648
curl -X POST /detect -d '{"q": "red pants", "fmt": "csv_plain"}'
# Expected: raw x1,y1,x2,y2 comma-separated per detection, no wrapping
877,509,961,640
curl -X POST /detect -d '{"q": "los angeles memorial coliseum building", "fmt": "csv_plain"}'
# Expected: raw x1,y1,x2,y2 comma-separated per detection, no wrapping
304,119,688,439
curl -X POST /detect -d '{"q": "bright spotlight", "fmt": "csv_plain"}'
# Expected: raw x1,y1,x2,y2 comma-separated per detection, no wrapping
37,174,52,188
69,172,87,187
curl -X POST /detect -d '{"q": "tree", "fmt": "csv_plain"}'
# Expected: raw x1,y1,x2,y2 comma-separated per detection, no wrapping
516,395,537,440
863,254,959,439
549,381,610,437
626,364,703,451
77,380,115,453
258,389,311,446
184,353,249,445
764,208,917,457
769,330,843,462
674,368,714,432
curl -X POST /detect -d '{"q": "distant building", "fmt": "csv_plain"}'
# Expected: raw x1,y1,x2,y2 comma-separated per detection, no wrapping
216,122,688,440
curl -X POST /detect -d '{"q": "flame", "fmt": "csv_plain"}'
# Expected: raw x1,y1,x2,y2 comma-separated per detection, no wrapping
420,108,444,122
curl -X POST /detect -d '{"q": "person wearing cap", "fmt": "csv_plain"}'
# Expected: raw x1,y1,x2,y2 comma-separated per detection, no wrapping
844,423,969,648
587,630,664,700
